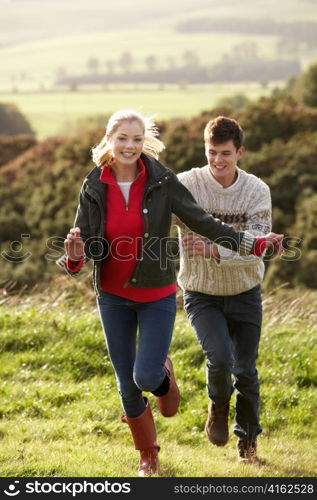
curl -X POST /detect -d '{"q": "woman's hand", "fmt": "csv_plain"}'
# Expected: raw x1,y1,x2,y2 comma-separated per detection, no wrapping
263,232,284,254
182,234,220,260
64,227,85,262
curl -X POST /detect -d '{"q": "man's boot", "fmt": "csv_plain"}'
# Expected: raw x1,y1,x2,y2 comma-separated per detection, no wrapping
155,358,180,417
205,400,229,446
237,439,258,463
122,400,160,477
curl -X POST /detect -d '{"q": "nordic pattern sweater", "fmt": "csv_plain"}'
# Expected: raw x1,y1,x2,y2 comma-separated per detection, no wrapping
176,166,272,296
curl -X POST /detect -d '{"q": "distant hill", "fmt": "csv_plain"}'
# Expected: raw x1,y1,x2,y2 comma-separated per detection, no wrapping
1,0,317,89
2,0,317,46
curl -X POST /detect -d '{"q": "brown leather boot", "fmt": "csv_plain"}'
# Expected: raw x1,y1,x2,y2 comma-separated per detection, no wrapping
156,358,180,417
122,400,160,477
205,400,229,446
237,439,258,463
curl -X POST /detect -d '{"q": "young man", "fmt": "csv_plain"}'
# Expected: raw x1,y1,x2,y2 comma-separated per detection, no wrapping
176,116,272,462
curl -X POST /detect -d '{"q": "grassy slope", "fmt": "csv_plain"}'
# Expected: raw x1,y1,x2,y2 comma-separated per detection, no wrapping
1,0,317,138
0,32,280,85
0,284,316,477
3,0,316,43
0,83,277,139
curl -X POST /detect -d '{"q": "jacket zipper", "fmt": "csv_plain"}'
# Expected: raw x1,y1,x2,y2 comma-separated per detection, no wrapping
123,174,171,288
87,171,171,291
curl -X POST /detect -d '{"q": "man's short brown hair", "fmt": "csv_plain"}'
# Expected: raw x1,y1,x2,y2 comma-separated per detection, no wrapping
204,116,244,150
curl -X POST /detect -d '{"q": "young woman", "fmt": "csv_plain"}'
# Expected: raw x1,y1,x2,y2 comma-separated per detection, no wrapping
58,109,283,476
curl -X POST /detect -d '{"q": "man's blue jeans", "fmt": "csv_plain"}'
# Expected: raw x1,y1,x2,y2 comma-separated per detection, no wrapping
183,285,262,441
97,291,176,418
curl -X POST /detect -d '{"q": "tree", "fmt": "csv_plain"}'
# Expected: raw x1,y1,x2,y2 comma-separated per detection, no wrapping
265,194,317,289
301,63,317,107
0,135,36,167
238,95,317,151
105,59,116,74
217,94,250,110
183,50,200,68
289,63,317,107
0,103,34,136
55,66,68,80
145,55,158,73
86,57,100,74
232,41,258,60
160,106,232,173
167,56,176,69
119,52,134,74
243,130,317,289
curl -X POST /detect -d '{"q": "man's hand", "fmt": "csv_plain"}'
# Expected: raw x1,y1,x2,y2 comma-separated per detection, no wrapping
263,232,284,254
64,227,85,262
182,234,220,260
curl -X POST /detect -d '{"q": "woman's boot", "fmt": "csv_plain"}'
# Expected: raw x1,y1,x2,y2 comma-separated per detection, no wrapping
155,357,180,417
122,400,160,477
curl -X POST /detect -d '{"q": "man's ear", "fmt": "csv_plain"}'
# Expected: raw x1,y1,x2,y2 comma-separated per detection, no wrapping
237,145,245,160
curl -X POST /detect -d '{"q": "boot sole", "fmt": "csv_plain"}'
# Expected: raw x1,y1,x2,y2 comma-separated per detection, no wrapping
205,424,229,446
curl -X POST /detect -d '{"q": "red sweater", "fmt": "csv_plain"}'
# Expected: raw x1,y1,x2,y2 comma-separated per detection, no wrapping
67,159,176,302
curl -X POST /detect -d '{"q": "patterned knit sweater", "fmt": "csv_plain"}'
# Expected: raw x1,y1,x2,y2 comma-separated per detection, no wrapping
176,165,272,295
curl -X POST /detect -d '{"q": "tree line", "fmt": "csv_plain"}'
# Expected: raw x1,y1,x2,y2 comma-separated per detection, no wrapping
56,53,300,86
176,18,317,49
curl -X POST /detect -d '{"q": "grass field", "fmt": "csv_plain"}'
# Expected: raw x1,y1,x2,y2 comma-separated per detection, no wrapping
0,82,280,139
2,0,317,91
1,31,281,88
0,281,316,477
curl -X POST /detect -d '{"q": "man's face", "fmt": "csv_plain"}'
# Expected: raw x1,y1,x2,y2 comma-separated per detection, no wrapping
205,139,244,187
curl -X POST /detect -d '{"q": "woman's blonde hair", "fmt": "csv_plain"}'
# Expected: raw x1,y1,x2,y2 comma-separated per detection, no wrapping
91,109,165,167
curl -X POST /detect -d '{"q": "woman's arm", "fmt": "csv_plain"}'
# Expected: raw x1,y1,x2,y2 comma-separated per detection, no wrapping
56,182,91,274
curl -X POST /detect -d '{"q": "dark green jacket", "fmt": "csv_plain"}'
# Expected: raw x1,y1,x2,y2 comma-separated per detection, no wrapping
57,154,255,296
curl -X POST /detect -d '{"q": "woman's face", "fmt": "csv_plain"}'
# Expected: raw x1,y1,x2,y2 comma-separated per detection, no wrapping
108,120,145,168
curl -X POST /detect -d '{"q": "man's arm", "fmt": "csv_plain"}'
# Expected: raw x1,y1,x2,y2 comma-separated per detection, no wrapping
181,182,272,266
215,182,272,266
170,171,256,255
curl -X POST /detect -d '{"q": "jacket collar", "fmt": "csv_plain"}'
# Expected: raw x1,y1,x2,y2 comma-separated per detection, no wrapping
99,157,146,185
140,153,170,184
85,153,168,194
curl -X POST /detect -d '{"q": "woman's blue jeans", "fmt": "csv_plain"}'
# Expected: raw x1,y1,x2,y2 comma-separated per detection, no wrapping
183,285,262,441
97,291,176,417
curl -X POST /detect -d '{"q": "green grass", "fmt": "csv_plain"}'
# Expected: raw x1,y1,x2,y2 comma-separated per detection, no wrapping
0,83,279,139
0,284,316,477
